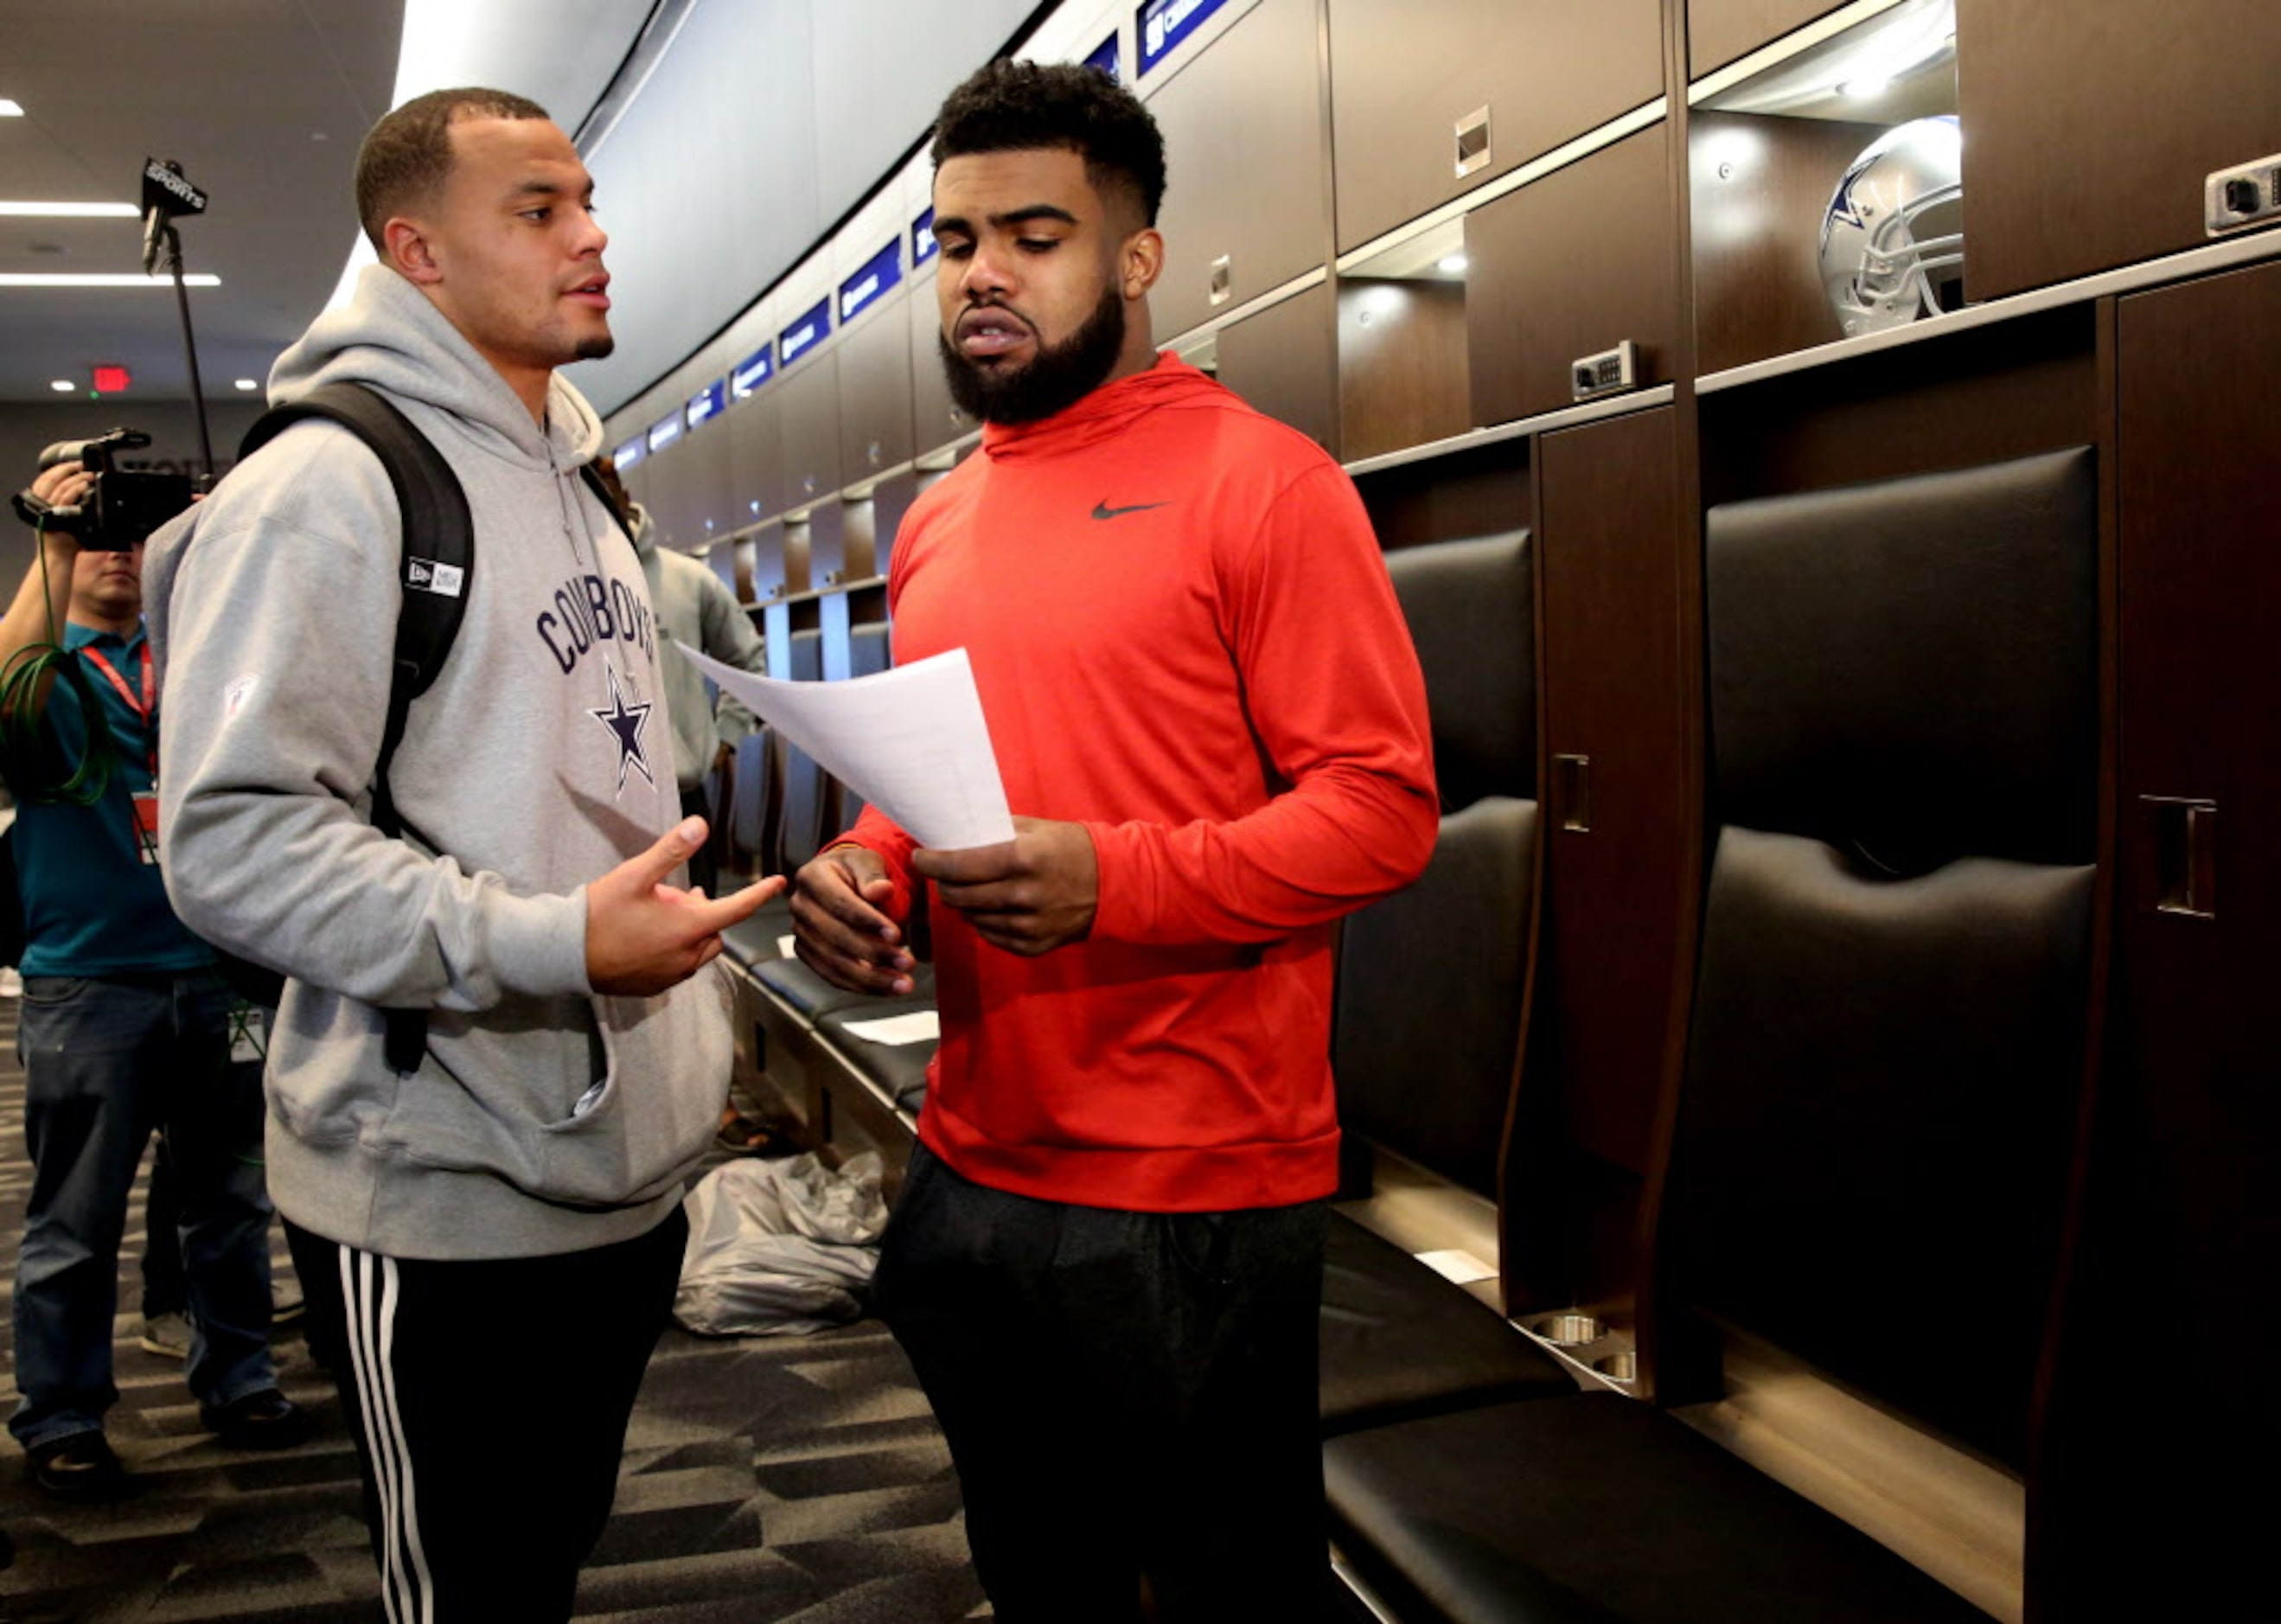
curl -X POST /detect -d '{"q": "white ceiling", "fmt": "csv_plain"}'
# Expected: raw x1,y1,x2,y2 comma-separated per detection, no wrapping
0,0,660,405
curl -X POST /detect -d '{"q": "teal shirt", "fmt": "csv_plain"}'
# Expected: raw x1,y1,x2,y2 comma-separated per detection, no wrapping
10,622,210,976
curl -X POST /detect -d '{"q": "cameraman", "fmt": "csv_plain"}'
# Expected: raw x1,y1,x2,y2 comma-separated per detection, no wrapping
0,452,303,1501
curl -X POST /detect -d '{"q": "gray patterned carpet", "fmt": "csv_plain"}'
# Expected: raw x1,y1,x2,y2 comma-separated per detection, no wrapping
0,999,990,1623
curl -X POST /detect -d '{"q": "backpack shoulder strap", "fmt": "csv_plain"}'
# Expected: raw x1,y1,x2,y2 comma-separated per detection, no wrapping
238,382,471,1073
578,461,634,544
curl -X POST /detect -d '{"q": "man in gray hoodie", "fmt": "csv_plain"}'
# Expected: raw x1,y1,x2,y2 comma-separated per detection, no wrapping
590,455,764,898
146,87,778,1621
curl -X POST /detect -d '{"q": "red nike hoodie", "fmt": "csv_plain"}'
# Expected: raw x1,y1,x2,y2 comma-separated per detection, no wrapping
844,354,1436,1212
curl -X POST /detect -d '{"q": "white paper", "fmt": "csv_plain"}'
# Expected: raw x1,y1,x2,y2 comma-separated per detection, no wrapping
678,644,1014,852
839,1009,942,1046
776,934,797,960
1414,1249,1498,1287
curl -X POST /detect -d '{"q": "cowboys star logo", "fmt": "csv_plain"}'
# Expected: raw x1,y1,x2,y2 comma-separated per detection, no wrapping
589,661,656,792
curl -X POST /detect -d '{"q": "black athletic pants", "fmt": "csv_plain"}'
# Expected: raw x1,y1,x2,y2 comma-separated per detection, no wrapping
286,1210,686,1624
875,1141,1332,1623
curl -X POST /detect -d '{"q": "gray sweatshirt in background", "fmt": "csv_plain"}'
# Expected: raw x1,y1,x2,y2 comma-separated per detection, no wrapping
630,502,765,794
146,264,731,1262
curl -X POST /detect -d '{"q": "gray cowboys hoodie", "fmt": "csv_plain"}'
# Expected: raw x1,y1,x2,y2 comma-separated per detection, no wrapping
147,264,730,1261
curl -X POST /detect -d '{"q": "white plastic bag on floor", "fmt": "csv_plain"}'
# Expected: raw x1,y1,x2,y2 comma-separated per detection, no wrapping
674,1151,889,1336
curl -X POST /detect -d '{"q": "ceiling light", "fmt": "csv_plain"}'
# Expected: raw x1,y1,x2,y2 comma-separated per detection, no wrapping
1437,254,1469,274
234,378,259,391
0,201,140,218
0,100,24,118
0,272,220,288
49,380,73,392
1842,75,1894,99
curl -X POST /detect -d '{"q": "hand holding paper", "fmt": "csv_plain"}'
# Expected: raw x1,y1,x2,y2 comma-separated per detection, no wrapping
676,644,1014,851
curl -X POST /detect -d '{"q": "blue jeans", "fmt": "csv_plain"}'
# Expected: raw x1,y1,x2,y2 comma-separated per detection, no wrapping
10,973,278,1450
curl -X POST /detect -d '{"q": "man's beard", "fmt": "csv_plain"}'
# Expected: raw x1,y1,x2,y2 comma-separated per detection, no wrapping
939,285,1125,425
573,333,616,361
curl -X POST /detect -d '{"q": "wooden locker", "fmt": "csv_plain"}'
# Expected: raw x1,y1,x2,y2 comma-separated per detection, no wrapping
1144,0,1332,340
1329,0,1665,253
1958,0,2281,301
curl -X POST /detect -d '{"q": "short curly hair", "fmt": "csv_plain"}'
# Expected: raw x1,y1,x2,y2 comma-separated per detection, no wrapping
930,59,1167,226
356,86,553,251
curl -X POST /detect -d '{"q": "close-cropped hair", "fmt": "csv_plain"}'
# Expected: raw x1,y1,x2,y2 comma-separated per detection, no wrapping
355,86,553,251
931,59,1167,226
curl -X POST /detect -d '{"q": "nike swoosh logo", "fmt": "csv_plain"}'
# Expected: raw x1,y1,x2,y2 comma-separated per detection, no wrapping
1091,500,1171,521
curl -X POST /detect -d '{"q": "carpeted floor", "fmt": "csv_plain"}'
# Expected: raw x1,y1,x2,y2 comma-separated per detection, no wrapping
0,997,989,1623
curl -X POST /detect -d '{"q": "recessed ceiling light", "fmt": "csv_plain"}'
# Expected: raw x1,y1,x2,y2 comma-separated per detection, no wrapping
234,378,259,391
0,201,140,218
0,100,25,118
1437,254,1469,274
49,380,73,392
1842,75,1893,99
0,272,221,288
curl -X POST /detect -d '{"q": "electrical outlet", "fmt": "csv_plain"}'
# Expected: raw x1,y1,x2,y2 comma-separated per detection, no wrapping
2206,153,2281,236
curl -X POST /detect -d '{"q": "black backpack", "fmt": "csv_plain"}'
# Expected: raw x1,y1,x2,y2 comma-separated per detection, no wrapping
224,383,623,1072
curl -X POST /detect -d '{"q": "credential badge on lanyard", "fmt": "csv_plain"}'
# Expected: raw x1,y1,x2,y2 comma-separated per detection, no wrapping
80,641,162,866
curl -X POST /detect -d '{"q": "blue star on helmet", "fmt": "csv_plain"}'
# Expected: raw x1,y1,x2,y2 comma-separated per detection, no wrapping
589,661,656,792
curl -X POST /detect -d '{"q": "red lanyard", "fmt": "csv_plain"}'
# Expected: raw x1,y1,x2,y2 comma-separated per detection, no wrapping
80,640,158,773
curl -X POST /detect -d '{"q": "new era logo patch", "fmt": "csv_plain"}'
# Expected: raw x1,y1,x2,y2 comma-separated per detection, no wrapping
406,557,465,598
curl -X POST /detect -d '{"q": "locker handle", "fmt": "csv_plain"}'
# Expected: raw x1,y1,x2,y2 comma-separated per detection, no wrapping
1555,753,1591,833
1455,106,1491,179
2141,796,2217,919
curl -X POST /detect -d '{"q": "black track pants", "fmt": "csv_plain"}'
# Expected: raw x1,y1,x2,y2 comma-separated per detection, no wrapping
286,1210,686,1624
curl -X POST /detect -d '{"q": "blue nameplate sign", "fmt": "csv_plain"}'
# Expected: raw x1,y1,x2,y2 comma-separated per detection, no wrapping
1086,32,1121,80
839,240,903,323
732,342,774,398
779,297,831,367
647,412,681,454
614,437,646,470
912,207,938,267
1139,0,1226,73
685,379,725,429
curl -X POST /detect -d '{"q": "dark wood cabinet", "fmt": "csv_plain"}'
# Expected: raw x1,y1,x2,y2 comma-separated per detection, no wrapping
906,281,973,457
1211,283,1339,454
639,440,690,547
726,388,787,528
2040,259,2281,1613
1144,0,1331,340
1958,0,2281,301
1687,0,1843,80
1532,406,1693,1185
837,292,916,483
1466,124,1678,427
676,413,734,546
778,351,844,509
1329,0,1665,253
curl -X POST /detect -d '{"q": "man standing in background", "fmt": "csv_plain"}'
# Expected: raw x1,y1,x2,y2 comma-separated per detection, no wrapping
2,454,298,1500
591,454,765,898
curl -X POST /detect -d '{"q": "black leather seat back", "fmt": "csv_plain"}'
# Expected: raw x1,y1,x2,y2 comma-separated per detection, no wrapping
776,628,827,871
1390,530,1536,809
1674,449,2098,1469
1707,448,2096,872
1334,531,1535,1198
728,726,774,873
837,620,893,827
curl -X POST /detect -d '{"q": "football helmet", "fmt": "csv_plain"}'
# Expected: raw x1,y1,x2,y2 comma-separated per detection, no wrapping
1818,115,1965,337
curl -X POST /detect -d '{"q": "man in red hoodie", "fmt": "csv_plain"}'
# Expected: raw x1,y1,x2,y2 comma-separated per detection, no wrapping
792,59,1436,1622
